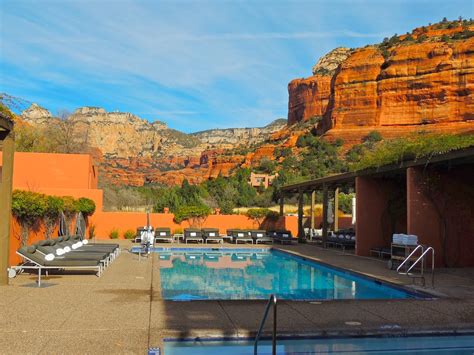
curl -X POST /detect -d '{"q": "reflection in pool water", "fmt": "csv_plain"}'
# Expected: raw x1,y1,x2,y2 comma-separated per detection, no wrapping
157,249,415,301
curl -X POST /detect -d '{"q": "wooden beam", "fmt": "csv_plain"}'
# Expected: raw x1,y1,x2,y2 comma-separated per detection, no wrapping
0,130,14,285
279,196,284,216
334,187,339,232
310,190,316,230
322,183,328,247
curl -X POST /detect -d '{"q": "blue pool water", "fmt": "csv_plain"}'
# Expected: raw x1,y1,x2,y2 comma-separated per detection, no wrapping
155,248,418,301
161,335,474,354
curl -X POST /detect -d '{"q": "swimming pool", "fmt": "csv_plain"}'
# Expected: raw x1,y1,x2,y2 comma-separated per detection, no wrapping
154,248,419,301
160,334,474,354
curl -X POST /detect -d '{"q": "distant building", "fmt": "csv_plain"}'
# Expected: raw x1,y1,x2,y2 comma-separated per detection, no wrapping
249,172,277,189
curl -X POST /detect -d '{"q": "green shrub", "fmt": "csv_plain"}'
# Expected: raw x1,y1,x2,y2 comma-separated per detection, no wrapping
338,192,355,214
364,130,383,143
173,205,211,226
109,229,119,239
123,229,135,240
11,190,47,245
75,197,96,217
352,133,474,171
245,208,277,227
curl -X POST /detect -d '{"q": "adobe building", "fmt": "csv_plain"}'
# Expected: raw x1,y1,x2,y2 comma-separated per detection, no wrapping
281,147,474,267
249,172,277,189
0,151,103,210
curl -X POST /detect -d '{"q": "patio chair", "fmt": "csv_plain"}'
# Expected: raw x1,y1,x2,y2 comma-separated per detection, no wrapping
183,228,204,244
13,245,103,287
249,230,272,244
154,227,173,243
230,229,253,244
272,230,294,244
202,228,223,244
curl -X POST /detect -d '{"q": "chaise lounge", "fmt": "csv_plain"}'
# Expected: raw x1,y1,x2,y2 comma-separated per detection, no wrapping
154,227,173,243
184,228,204,244
202,228,223,244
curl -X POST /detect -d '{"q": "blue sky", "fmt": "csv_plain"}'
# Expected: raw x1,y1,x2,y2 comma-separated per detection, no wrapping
1,0,471,132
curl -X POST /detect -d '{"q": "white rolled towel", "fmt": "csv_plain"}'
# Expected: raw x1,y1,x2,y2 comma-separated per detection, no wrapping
82,239,89,245
71,243,79,250
56,248,65,256
63,246,71,253
77,241,83,247
45,253,55,261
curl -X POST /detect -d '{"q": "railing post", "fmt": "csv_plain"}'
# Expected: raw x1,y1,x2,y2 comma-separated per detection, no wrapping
272,297,277,355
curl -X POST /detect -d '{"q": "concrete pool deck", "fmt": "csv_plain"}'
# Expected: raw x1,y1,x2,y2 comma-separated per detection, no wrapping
1,240,473,354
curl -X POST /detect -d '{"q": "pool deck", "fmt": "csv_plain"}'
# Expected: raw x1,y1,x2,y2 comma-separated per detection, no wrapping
1,240,474,354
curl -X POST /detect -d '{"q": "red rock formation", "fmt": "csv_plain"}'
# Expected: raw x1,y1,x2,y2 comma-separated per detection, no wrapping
288,25,474,139
287,75,332,125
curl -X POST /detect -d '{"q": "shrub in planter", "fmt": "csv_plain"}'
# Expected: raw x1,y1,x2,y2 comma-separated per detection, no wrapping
109,229,119,239
123,229,135,240
88,223,96,240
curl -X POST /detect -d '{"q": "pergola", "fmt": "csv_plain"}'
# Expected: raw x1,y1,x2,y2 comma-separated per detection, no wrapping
280,146,474,248
280,172,356,244
0,112,14,285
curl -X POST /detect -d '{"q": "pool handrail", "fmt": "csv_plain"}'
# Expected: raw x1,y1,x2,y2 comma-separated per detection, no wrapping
254,294,277,355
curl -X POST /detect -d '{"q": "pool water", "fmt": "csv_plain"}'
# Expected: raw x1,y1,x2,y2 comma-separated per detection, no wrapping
156,248,417,301
161,335,474,354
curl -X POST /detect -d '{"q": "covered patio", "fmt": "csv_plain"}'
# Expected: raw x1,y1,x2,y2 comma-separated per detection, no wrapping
281,146,474,267
0,111,14,286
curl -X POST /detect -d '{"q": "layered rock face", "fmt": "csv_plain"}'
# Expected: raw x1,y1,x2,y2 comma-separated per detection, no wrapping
21,105,285,185
288,24,474,139
192,119,286,149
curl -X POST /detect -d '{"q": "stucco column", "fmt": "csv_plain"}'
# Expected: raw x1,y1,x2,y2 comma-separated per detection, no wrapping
297,190,305,241
310,190,315,230
322,183,328,246
0,131,15,285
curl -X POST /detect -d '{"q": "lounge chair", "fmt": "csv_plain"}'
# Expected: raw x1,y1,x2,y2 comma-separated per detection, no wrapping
202,228,223,244
14,245,103,287
228,229,253,244
154,227,173,243
59,236,119,259
184,228,204,244
36,239,113,267
272,230,294,244
249,230,272,244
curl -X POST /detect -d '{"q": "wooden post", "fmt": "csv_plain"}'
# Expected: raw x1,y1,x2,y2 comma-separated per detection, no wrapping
297,190,305,241
334,187,339,232
279,196,284,216
310,190,315,230
0,130,15,286
322,184,328,247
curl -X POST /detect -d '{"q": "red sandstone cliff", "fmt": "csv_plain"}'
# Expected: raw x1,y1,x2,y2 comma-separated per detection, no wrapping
288,23,474,142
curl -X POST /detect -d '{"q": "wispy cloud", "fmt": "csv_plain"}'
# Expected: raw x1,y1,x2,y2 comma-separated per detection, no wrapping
1,0,470,132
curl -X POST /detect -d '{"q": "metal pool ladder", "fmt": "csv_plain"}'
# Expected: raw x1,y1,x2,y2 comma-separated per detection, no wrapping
397,245,435,287
254,294,277,355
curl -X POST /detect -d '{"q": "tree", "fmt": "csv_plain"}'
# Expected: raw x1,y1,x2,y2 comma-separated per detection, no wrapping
75,197,96,220
11,190,47,246
173,205,211,227
246,208,271,228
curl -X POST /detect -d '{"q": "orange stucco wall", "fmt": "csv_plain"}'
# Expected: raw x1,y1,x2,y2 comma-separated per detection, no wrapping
0,152,98,189
355,176,407,257
89,212,298,239
407,166,474,267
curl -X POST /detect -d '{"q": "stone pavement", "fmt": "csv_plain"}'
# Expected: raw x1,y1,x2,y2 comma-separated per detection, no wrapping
1,240,473,354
